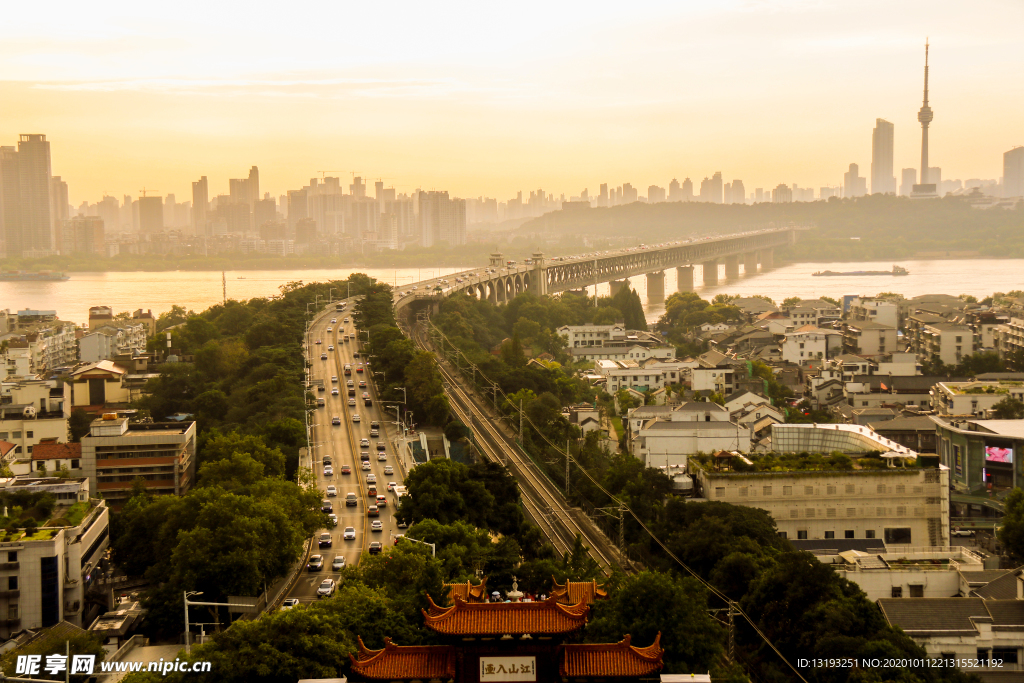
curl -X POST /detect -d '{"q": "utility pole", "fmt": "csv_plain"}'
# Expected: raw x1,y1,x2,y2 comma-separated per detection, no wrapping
519,399,524,442
727,601,737,662
565,438,571,493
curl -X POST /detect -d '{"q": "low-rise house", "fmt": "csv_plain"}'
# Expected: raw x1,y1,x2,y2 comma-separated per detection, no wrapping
29,441,83,477
842,321,898,359
833,545,988,601
847,297,900,329
631,418,749,468
732,402,784,429
932,380,1024,416
569,345,675,363
566,404,602,436
931,417,1024,493
691,350,740,395
846,375,965,411
731,297,778,321
68,360,130,409
781,328,828,364
0,380,70,465
782,299,842,327
557,323,626,347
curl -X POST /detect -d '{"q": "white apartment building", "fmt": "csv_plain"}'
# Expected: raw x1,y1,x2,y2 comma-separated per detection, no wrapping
557,323,626,347
0,487,109,639
833,546,987,601
632,419,750,468
695,464,950,545
569,345,676,363
932,380,1024,416
842,321,897,359
781,329,828,364
0,381,70,464
848,297,900,329
920,323,975,366
79,324,148,364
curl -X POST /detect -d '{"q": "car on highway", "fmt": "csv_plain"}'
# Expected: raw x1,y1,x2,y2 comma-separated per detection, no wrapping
332,555,346,571
951,528,975,537
361,461,371,471
317,384,325,392
316,578,336,598
370,426,379,437
377,452,387,461
356,365,364,373
352,414,361,422
331,318,337,323
316,397,325,407
343,526,356,540
332,416,341,426
318,532,332,548
328,345,334,351
368,541,382,554
327,513,337,526
360,438,370,448
320,353,327,360
345,492,357,506
307,555,324,571
396,518,408,529
340,465,351,475
359,380,367,388
348,398,356,406
331,376,338,383
315,339,322,345
326,485,337,496
366,474,377,484
383,466,393,476
367,505,379,517
323,455,333,465
376,441,386,451
331,388,339,396
343,317,350,323
363,393,372,406
280,598,300,610
324,465,333,476
326,327,332,332
321,499,332,513
371,520,383,532
353,351,360,358
360,451,370,461
376,495,388,508
387,481,397,491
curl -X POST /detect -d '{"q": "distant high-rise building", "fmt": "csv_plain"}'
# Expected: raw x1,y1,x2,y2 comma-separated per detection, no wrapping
647,185,666,203
97,196,119,234
287,189,308,229
729,179,745,204
912,42,938,198
350,176,366,199
899,168,917,196
138,195,164,233
843,163,867,198
417,191,466,247
384,198,415,238
1004,146,1024,197
621,183,637,203
681,178,694,201
699,172,723,203
754,188,764,203
63,215,105,255
871,119,896,194
254,197,277,229
0,135,56,257
771,184,792,203
929,167,942,192
597,184,608,207
192,176,208,235
819,187,839,200
668,178,681,201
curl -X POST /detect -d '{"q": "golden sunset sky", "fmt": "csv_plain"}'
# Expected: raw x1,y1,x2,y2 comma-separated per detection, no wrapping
2,0,1022,205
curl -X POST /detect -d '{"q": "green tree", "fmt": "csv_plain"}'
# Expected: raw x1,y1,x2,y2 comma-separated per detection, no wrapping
68,408,93,442
1000,488,1024,564
990,396,1024,420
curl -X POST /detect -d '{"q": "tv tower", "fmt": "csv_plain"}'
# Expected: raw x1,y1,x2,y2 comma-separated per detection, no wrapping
917,39,933,185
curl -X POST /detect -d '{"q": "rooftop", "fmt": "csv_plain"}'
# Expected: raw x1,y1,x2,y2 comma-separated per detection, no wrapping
878,597,1024,636
31,442,82,461
939,380,1024,395
422,595,589,636
560,634,664,678
350,638,456,681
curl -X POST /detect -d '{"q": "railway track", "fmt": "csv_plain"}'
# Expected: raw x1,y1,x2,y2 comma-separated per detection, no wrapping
411,323,622,575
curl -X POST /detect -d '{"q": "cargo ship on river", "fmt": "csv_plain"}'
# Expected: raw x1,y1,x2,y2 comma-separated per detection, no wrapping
0,270,70,282
812,265,908,277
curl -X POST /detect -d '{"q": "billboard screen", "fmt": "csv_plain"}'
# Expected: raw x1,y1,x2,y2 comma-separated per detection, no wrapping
984,446,1013,464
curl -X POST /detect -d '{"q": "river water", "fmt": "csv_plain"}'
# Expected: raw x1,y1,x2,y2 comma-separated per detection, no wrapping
1,259,1021,326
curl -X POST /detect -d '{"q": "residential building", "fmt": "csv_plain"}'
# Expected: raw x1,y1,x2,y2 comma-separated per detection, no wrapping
844,374,958,411
0,380,69,465
0,491,109,638
871,119,896,194
61,216,105,255
598,359,678,393
932,380,1024,417
29,441,83,477
131,309,156,338
417,191,466,247
771,184,792,203
868,416,939,454
0,135,55,258
781,299,842,327
67,361,130,409
842,321,897,359
191,176,208,235
847,297,900,329
557,323,626,347
137,196,163,233
931,417,1024,492
899,168,917,196
79,324,147,363
834,545,988,601
691,350,740,395
694,449,949,545
843,163,867,198
919,323,975,366
80,415,197,509
781,328,828,364
631,417,748,468
568,345,676,363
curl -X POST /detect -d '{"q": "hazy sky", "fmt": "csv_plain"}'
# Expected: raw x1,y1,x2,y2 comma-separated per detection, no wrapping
2,0,1022,204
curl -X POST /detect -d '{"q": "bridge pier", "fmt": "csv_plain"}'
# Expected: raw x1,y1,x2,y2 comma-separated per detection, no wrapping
702,260,719,286
743,252,758,275
646,271,665,301
725,255,740,279
760,248,774,270
676,266,694,292
609,279,629,297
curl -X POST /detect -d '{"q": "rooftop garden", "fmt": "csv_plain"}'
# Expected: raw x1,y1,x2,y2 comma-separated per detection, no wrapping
952,381,1022,395
0,489,95,537
690,450,915,474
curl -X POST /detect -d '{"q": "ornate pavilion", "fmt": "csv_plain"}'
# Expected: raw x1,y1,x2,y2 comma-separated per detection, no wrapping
349,579,664,683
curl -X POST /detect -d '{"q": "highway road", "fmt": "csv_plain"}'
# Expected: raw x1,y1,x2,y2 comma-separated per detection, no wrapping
286,300,410,604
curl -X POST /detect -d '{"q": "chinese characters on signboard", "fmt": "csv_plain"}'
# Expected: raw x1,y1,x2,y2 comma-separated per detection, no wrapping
479,656,537,682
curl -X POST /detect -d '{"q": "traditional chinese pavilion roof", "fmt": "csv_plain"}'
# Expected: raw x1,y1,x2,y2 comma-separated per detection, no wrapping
550,577,608,605
349,637,456,681
422,594,590,636
560,633,664,678
443,577,488,604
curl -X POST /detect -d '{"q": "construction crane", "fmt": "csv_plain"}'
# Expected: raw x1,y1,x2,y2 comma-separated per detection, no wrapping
138,188,158,197
316,171,342,181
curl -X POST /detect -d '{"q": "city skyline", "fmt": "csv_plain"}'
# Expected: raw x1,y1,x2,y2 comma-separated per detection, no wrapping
1,1,1022,204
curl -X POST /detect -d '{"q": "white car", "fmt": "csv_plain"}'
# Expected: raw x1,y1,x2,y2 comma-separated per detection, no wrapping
281,598,300,610
377,452,387,461
331,318,337,323
323,465,333,476
331,376,338,383
383,466,394,475
366,474,377,484
332,555,346,571
316,578,336,598
343,526,356,540
352,414,361,422
951,528,975,537
360,438,370,448
326,485,337,496
361,461,371,471
387,481,397,491
371,520,383,532
348,398,356,406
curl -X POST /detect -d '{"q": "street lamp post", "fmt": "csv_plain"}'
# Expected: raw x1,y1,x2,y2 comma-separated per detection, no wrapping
391,532,435,556
185,591,253,654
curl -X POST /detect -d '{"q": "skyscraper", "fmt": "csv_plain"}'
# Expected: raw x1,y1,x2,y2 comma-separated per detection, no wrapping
771,184,792,203
668,178,681,201
843,164,867,198
871,119,896,194
730,179,745,204
138,195,164,233
417,191,466,247
681,178,694,201
647,185,666,203
912,41,937,197
2,135,57,257
1004,146,1024,198
899,168,917,196
192,176,208,235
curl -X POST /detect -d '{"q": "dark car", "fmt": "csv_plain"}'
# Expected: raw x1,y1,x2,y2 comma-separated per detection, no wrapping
368,542,382,555
321,500,333,513
318,532,333,548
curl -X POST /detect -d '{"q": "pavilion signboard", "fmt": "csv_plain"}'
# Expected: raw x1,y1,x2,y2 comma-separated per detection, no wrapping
479,656,537,681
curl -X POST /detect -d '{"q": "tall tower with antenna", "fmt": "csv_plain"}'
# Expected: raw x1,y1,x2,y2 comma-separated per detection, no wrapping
912,40,938,197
